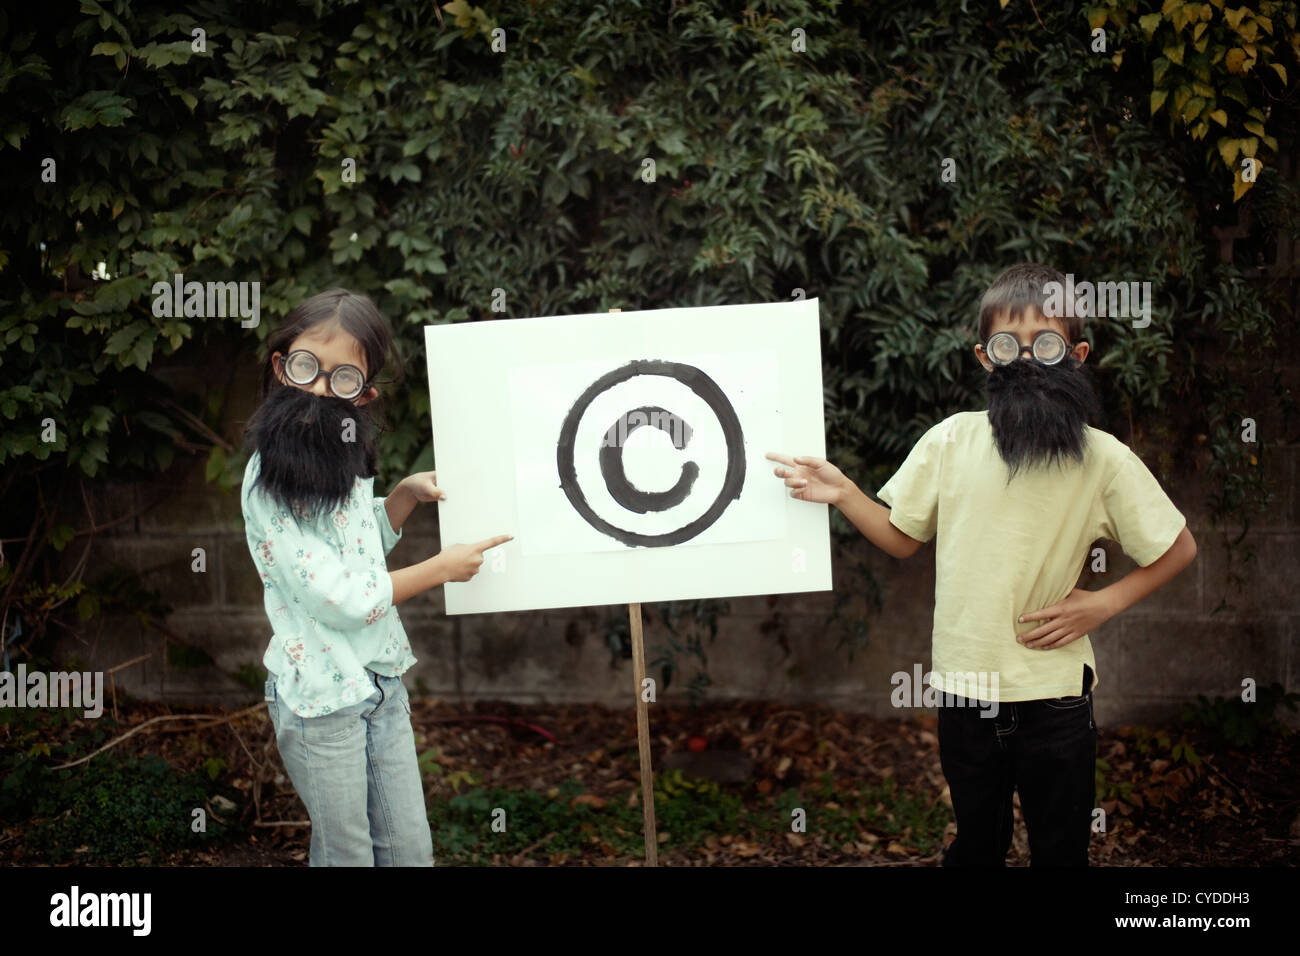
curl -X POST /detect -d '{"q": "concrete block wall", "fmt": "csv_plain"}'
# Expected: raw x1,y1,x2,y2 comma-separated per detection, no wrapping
44,351,1300,730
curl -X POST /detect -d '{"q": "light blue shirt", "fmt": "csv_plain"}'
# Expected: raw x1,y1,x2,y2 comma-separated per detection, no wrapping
241,450,416,717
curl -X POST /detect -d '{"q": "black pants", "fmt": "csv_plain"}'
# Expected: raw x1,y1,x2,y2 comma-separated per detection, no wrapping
937,664,1096,867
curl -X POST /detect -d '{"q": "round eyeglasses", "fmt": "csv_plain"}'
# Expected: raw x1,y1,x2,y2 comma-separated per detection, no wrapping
280,350,369,400
984,329,1073,366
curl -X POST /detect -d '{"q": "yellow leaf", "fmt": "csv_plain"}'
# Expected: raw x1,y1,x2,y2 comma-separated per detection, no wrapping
1181,96,1206,123
1139,13,1162,34
1244,119,1265,135
1240,136,1259,157
1194,33,1209,53
1217,137,1239,167
1224,7,1248,30
1112,50,1123,67
1151,89,1170,115
1256,15,1272,34
1165,42,1185,65
1271,63,1287,84
1208,109,1228,126
1264,134,1278,151
1233,173,1252,201
1225,47,1248,72
1088,9,1107,30
1193,21,1208,41
1000,0,1011,8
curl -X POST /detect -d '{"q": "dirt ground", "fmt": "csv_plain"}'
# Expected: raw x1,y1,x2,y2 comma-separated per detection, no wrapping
6,696,1298,867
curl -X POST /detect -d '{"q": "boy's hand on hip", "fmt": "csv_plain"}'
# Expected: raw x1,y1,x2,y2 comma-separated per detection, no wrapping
1017,588,1116,650
765,452,849,506
401,471,445,503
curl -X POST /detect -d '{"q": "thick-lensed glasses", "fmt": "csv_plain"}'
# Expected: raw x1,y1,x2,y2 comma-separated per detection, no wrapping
984,329,1073,366
280,350,369,400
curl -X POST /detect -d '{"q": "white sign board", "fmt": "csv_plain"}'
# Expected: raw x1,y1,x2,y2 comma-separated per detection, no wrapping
424,298,832,614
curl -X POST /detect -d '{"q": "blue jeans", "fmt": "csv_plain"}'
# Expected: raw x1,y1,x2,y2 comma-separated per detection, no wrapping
937,665,1097,867
265,669,434,866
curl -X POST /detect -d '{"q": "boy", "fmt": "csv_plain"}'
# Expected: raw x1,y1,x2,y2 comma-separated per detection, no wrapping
767,262,1197,866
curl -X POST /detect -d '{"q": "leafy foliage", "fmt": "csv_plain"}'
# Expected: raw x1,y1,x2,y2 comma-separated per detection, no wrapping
0,710,236,865
1092,0,1295,200
1180,680,1300,748
0,0,1295,655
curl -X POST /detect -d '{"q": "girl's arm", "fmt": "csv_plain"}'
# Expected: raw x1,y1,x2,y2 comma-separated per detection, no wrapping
390,555,449,605
390,535,515,605
383,482,419,533
383,471,443,534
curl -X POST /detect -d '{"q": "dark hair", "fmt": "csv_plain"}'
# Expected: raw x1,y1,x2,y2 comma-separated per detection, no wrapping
243,290,401,516
259,288,403,399
243,385,378,521
976,263,1086,343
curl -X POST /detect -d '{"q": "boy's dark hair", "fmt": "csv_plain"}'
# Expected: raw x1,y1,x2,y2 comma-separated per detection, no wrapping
977,263,1086,343
259,288,403,398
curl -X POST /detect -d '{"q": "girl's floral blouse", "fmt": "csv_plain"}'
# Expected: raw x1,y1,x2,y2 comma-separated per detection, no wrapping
241,451,417,718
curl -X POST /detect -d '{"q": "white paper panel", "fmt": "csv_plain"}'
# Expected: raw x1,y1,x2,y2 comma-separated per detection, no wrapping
424,298,831,614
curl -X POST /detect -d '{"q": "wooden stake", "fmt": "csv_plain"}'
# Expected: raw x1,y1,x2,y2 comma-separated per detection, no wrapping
629,601,658,866
610,306,659,866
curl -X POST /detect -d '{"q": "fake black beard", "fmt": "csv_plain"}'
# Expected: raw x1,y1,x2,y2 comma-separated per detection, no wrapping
985,357,1101,479
243,384,378,520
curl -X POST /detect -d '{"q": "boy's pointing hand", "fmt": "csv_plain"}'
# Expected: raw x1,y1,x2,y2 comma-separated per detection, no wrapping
766,452,849,506
1017,588,1117,650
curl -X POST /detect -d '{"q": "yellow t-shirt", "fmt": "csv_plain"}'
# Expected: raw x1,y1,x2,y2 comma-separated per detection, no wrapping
877,410,1186,702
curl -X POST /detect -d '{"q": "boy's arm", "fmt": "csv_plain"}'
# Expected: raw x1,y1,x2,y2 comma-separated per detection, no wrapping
1094,526,1197,617
766,453,923,559
836,481,925,559
1018,526,1197,650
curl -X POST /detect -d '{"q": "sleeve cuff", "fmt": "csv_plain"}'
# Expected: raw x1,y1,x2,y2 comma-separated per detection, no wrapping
375,497,403,554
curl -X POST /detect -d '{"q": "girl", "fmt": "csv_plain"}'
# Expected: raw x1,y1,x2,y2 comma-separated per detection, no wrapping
241,288,511,866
